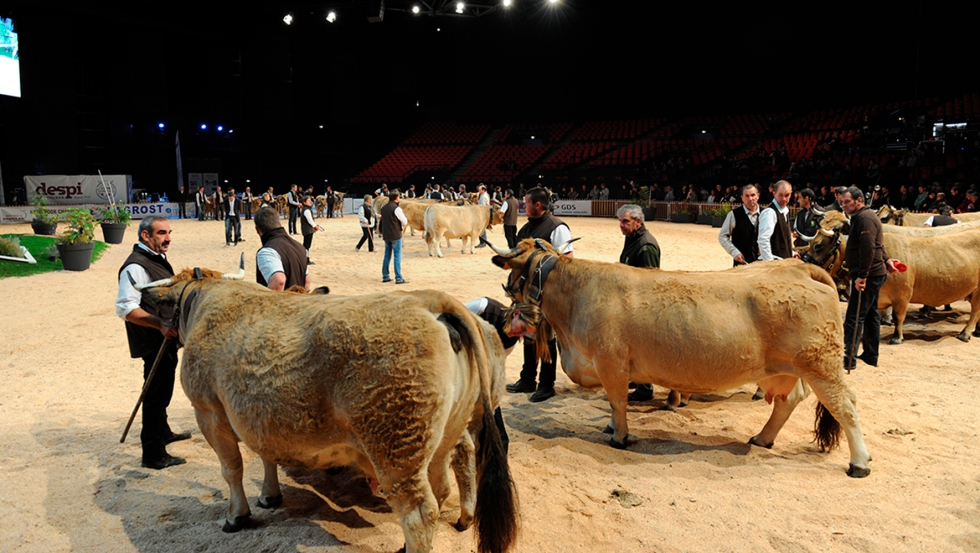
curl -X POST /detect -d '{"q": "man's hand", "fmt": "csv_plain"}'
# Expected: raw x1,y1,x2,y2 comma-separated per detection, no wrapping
854,277,867,292
734,253,746,264
885,259,901,274
161,321,179,340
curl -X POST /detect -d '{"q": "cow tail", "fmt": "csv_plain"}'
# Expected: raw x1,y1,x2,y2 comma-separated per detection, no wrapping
423,206,433,244
475,398,518,553
813,402,841,452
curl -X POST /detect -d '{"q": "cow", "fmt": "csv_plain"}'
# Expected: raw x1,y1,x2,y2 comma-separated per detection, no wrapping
314,195,327,218
274,194,289,218
485,238,871,477
130,262,518,553
805,211,980,343
331,191,346,217
878,205,980,227
424,203,503,257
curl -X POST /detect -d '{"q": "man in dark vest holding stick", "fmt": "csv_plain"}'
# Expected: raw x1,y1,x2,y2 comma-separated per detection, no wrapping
718,184,761,266
757,180,798,261
116,216,190,469
501,188,519,248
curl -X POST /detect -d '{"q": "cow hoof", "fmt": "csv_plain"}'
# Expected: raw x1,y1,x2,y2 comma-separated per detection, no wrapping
956,332,971,343
453,517,473,532
602,424,614,434
608,437,628,450
257,493,283,509
748,436,774,449
751,388,765,401
847,464,871,478
660,404,678,412
889,336,903,345
220,515,251,533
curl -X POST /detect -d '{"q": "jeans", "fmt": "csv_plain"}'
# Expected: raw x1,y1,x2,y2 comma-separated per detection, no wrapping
844,274,886,368
382,238,403,282
225,215,241,244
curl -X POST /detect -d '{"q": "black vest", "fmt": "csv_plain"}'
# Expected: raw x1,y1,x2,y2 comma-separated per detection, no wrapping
518,212,567,244
731,208,760,263
256,227,308,289
768,204,794,259
620,225,660,268
301,205,314,235
931,214,958,227
480,298,519,350
118,245,175,358
504,197,519,226
381,201,403,241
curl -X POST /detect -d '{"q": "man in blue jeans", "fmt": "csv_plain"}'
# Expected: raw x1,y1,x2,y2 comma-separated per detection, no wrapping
380,189,409,284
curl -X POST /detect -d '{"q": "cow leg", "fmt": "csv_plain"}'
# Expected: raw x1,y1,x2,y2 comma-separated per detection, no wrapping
195,409,251,532
597,362,631,448
956,293,980,342
388,476,440,553
257,457,283,509
749,376,808,448
805,377,872,478
450,431,477,531
889,300,909,345
663,390,690,411
435,232,444,258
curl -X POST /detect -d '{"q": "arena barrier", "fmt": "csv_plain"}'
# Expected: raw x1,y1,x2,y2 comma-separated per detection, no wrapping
550,200,797,222
1,202,183,224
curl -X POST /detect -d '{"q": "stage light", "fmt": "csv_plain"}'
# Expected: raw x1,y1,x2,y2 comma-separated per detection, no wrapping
412,5,420,14
246,179,251,183
530,135,535,139
701,130,706,134
228,129,234,134
200,123,207,130
217,125,224,132
456,2,464,14
326,10,337,23
283,13,293,25
157,122,165,129
503,0,512,6
416,100,420,107
548,0,559,3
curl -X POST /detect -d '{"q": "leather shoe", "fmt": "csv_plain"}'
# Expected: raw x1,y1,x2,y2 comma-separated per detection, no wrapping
142,454,186,470
163,431,191,445
506,380,536,393
627,389,653,402
857,353,878,367
529,387,556,403
396,279,409,284
382,278,393,283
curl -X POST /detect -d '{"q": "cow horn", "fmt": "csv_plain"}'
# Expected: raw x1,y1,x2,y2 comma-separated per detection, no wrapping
811,206,826,217
534,238,549,251
819,227,835,237
481,237,521,257
132,272,174,290
222,253,246,280
556,237,581,255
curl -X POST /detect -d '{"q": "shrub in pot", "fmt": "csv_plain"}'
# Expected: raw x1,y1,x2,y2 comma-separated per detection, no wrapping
57,208,98,271
30,196,59,235
96,201,131,244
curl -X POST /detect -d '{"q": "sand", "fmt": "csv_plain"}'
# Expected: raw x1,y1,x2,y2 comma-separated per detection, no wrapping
1,214,978,553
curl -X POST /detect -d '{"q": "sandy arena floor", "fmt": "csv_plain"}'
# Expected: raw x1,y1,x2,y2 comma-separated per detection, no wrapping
1,214,978,553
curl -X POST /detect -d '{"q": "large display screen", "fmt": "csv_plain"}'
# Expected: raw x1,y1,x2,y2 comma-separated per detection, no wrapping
0,17,20,98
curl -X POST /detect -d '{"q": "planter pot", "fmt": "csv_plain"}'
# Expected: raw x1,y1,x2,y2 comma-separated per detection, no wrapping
57,242,95,271
641,206,657,222
697,214,712,225
711,216,725,228
32,219,58,236
670,213,693,223
100,223,127,244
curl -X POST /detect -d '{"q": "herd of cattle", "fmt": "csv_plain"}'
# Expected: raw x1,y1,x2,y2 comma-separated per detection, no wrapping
126,200,979,553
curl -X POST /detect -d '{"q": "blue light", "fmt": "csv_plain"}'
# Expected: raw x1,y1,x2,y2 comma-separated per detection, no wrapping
200,123,207,130
158,122,165,129
228,129,234,134
217,125,224,132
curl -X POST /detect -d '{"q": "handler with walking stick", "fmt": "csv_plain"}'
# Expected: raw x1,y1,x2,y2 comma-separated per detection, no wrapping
116,216,190,469
841,186,901,371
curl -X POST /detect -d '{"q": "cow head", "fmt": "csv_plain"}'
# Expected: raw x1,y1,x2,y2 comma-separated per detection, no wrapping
488,204,503,228
799,211,847,274
128,254,246,329
876,204,906,226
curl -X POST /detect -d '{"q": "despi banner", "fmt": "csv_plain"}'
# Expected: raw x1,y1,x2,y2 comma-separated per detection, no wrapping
1,202,182,224
24,175,133,205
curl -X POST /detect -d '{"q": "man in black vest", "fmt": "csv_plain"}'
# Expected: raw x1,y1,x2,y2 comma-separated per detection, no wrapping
287,184,301,234
223,187,243,246
254,206,310,290
116,216,190,469
214,186,226,221
195,186,207,221
501,189,520,248
380,189,409,284
718,184,761,266
758,180,797,261
300,195,319,264
243,186,254,220
177,186,188,219
505,187,573,403
616,204,661,402
793,188,819,248
924,205,958,227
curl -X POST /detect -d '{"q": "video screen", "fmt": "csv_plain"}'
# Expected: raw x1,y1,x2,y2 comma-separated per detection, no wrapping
0,17,20,98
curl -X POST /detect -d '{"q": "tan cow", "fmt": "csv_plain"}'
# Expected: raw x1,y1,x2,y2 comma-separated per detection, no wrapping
131,265,518,553
878,204,980,226
424,203,503,257
488,239,872,478
314,195,327,217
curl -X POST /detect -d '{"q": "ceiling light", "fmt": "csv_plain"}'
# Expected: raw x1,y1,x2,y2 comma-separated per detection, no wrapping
503,0,512,6
456,2,465,14
326,11,337,23
412,5,421,14
283,13,293,25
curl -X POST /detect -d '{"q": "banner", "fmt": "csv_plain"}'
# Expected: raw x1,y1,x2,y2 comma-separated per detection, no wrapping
24,175,132,205
551,200,593,217
175,131,185,191
1,202,183,224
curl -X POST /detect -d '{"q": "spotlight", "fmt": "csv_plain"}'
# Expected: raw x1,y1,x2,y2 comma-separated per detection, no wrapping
217,125,224,132
200,123,207,130
701,130,706,134
283,13,293,25
157,122,165,129
412,5,420,14
228,129,234,134
548,0,558,3
503,0,512,6
326,10,337,23
456,2,464,14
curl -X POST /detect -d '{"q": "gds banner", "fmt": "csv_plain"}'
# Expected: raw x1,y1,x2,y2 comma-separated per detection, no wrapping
551,200,593,217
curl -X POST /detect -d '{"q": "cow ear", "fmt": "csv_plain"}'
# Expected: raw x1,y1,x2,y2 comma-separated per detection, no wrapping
491,256,511,269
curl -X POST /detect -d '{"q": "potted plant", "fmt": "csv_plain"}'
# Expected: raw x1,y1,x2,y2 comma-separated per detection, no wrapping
96,201,131,244
57,208,98,271
696,205,713,225
711,203,732,228
670,202,695,223
30,196,59,236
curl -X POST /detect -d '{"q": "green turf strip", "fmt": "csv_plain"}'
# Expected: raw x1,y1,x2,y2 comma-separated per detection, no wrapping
0,234,110,278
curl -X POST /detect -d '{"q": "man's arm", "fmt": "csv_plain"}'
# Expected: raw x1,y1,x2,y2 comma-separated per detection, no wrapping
637,244,660,269
394,206,408,229
302,208,317,230
551,225,574,258
257,247,286,291
717,211,743,261
117,264,178,339
757,208,776,261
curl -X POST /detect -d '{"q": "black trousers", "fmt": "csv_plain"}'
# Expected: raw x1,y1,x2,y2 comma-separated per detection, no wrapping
140,341,179,460
303,232,313,257
519,336,558,388
844,274,886,368
357,226,374,251
243,202,252,220
504,225,518,248
178,202,187,219
289,206,299,233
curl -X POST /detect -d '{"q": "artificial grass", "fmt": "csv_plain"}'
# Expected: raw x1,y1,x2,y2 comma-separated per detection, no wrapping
0,234,110,278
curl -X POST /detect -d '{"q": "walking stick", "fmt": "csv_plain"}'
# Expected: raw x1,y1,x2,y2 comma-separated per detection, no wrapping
120,337,172,443
847,284,863,375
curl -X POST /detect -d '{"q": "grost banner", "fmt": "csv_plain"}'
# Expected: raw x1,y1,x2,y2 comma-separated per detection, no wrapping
1,202,181,225
24,175,133,205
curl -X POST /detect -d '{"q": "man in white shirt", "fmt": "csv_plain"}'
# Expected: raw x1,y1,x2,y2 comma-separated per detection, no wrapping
757,180,798,261
476,184,491,248
718,184,761,266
